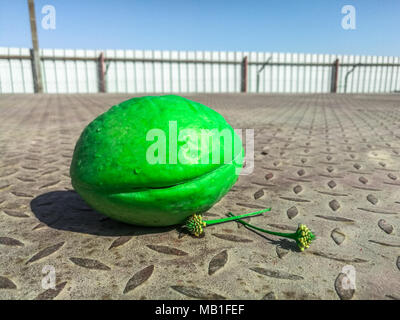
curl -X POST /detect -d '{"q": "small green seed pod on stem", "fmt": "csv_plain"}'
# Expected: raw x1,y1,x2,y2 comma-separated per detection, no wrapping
184,208,271,237
227,212,315,251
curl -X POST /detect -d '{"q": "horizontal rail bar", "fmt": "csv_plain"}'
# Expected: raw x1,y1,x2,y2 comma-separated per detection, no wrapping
1,54,400,67
105,57,239,64
249,62,400,67
0,55,239,64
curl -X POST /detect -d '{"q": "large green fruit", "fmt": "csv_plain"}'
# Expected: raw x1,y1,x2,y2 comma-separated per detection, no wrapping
70,95,244,226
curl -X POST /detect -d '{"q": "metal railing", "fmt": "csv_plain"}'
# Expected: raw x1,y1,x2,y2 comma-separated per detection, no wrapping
0,48,399,94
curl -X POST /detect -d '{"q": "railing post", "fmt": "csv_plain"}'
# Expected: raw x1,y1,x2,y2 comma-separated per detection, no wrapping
330,58,339,93
241,56,248,93
98,52,106,93
28,0,43,93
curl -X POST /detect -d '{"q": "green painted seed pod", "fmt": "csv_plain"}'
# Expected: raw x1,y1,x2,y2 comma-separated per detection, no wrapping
70,95,244,226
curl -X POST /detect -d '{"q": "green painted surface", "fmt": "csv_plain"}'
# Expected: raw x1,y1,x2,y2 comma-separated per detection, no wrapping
70,95,244,226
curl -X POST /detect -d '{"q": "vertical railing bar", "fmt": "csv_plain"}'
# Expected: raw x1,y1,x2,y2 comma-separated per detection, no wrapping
218,51,222,93
395,57,400,92
367,56,372,93
0,57,2,93
374,57,380,93
170,51,173,93
287,53,291,93
124,50,129,93
282,52,285,93
211,52,214,93
378,56,385,92
300,53,304,93
74,49,79,93
177,51,181,93
227,51,230,93
340,56,344,94
151,50,156,93
249,53,252,93
172,52,175,93
321,54,326,92
330,55,335,93
283,53,286,93
350,56,355,93
356,56,361,93
161,51,165,93
359,56,364,93
186,51,189,93
319,54,323,93
262,52,266,93
329,55,334,93
350,56,354,93
185,50,191,92
317,54,325,93
388,56,395,92
234,51,237,92
133,51,137,93
195,51,199,93
289,52,293,93
224,52,227,93
41,49,48,93
362,57,367,93
378,56,383,93
8,57,14,93
303,54,306,93
308,55,313,93
270,53,273,93
320,54,324,93
8,48,14,93
142,50,146,93
322,54,326,93
370,56,376,93
356,55,362,93
368,56,378,93
384,56,390,92
381,56,387,92
250,53,254,93
84,50,90,93
295,53,299,93
64,49,69,93
203,51,206,93
365,57,369,93
315,54,319,93
115,51,119,93
279,53,282,93
19,48,26,93
0,60,2,93
381,56,386,93
271,53,279,93
363,58,368,93
53,49,59,94
262,51,268,94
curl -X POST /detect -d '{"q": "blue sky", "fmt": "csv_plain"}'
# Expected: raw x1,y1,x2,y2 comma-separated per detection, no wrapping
0,0,399,56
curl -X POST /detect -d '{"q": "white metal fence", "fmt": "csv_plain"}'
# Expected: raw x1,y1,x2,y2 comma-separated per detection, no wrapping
0,47,399,94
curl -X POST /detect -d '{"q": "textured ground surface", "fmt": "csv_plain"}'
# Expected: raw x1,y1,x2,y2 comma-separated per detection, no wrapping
0,93,400,300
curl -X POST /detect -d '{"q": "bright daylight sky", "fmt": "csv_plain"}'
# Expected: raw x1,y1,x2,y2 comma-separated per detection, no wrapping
0,0,399,56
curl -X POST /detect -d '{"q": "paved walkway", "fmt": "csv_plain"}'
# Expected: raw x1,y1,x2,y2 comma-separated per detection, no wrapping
0,93,399,300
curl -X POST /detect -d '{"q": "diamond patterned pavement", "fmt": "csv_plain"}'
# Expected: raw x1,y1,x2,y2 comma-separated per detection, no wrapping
0,93,399,300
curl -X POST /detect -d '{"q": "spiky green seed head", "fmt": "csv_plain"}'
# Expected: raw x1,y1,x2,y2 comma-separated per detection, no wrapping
184,214,206,237
295,224,315,252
